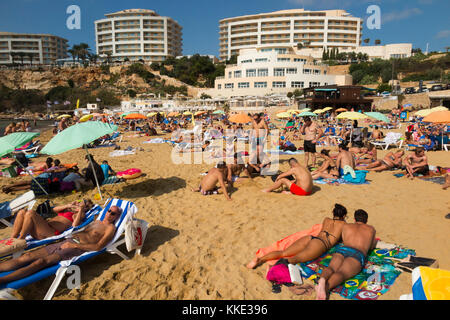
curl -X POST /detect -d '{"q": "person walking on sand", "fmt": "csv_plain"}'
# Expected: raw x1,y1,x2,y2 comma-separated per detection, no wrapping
262,158,313,196
315,209,377,300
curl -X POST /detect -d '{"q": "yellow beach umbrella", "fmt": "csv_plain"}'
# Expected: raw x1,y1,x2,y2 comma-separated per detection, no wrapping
313,109,325,114
183,111,193,116
147,112,157,117
277,112,292,119
57,114,71,120
430,106,448,112
414,109,433,117
323,107,333,111
79,114,93,122
167,112,180,117
287,109,300,114
336,111,368,120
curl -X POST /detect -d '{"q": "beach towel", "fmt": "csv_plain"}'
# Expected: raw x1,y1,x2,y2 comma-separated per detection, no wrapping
102,176,121,185
254,224,322,270
297,243,416,300
408,267,450,300
266,149,305,155
143,138,166,144
109,150,136,157
314,177,370,185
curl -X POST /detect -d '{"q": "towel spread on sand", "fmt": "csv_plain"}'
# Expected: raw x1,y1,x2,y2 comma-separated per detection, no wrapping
143,138,166,144
297,244,416,300
266,149,305,155
109,150,136,157
254,224,322,270
314,178,370,185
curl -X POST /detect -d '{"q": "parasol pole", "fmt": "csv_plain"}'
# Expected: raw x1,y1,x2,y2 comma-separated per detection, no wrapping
83,145,103,200
13,156,49,196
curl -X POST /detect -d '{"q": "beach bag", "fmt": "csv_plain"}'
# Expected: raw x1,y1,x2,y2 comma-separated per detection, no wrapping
60,181,75,192
266,259,292,284
125,218,144,252
343,170,368,184
36,200,54,219
30,177,50,196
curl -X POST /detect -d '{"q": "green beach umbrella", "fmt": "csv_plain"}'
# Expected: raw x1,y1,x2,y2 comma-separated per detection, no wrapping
41,121,118,200
213,110,225,115
298,111,318,117
0,132,40,158
0,132,49,195
364,112,390,123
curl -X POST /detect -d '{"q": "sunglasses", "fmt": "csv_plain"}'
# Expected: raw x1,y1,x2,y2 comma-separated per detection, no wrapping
107,209,119,216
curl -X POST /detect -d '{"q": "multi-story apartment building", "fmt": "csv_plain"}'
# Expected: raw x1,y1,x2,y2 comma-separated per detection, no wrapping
219,9,362,61
95,9,182,63
202,45,352,98
0,32,68,65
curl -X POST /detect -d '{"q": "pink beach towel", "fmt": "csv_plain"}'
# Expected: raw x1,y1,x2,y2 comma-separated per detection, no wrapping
255,223,323,274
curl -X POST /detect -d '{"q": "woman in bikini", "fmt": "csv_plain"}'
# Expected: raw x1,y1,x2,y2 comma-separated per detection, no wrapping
246,203,347,269
355,143,377,165
311,150,339,180
366,149,404,172
10,199,94,240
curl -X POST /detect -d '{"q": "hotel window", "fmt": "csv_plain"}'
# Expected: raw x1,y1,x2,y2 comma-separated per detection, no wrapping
309,82,320,87
314,69,320,75
286,68,297,74
274,48,287,54
272,81,286,88
291,81,304,88
238,82,250,88
294,58,306,63
234,70,242,78
254,82,267,88
228,71,232,78
241,59,252,63
246,69,257,77
257,68,268,77
255,58,268,62
277,58,290,62
274,68,285,76
303,69,312,75
225,83,234,89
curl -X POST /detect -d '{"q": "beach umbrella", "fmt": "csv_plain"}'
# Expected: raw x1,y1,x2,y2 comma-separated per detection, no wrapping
40,121,119,200
228,113,252,124
414,109,433,117
313,109,325,114
183,111,193,116
79,114,93,122
0,132,49,195
298,111,318,117
422,110,450,150
147,112,157,117
287,109,300,114
336,111,368,120
212,110,225,115
364,112,390,123
298,108,311,113
124,113,146,120
276,112,292,119
336,108,348,112
323,107,333,112
119,112,133,118
195,111,207,116
167,112,180,117
57,114,71,120
430,106,448,112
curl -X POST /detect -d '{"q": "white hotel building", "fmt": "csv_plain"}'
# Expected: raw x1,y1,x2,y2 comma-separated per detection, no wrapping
219,9,362,61
202,46,352,98
95,9,182,63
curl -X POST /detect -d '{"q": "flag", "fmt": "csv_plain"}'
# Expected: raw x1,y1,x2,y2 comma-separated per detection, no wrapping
76,99,80,109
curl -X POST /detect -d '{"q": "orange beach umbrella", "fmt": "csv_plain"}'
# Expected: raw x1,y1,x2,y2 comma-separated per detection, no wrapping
228,113,252,124
422,111,450,124
124,113,146,120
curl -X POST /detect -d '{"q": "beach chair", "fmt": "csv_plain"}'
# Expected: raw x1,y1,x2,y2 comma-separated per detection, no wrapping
14,140,42,156
371,132,403,150
0,198,148,300
0,191,36,228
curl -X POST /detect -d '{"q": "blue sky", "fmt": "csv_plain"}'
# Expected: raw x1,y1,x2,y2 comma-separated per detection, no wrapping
0,0,449,56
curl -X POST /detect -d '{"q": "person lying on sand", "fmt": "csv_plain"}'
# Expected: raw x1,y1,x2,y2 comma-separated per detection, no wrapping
315,209,377,300
0,205,121,285
11,199,94,240
443,174,450,190
355,143,377,165
26,157,54,172
311,150,339,180
365,149,404,172
246,203,347,269
226,153,252,187
403,147,429,180
192,163,232,201
262,158,312,196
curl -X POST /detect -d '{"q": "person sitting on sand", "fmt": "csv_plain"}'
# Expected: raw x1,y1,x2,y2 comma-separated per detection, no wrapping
246,203,347,269
311,150,339,180
11,199,94,240
3,122,17,136
403,147,429,179
226,153,252,187
315,209,377,300
366,149,404,172
371,126,384,140
335,142,356,177
101,160,116,180
262,158,312,196
192,163,232,201
0,205,121,285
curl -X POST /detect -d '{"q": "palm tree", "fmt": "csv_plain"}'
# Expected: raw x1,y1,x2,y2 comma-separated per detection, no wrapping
16,52,25,66
89,53,99,65
68,47,77,62
105,52,113,65
77,43,91,64
26,52,36,66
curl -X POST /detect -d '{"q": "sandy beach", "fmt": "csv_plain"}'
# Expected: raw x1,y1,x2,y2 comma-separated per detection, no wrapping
0,124,449,300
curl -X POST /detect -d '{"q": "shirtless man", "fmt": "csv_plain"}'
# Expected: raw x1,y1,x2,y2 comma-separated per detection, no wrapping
366,149,404,172
315,209,377,300
226,153,252,187
246,203,347,269
250,113,269,153
3,122,17,136
335,142,356,177
371,126,384,140
262,158,313,196
58,118,67,132
403,147,428,179
301,117,321,167
0,205,122,285
192,163,231,201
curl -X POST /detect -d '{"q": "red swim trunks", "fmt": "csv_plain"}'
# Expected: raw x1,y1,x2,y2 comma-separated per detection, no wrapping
290,183,312,196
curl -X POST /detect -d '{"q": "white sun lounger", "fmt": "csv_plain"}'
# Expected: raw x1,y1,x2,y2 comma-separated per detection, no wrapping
0,191,36,228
